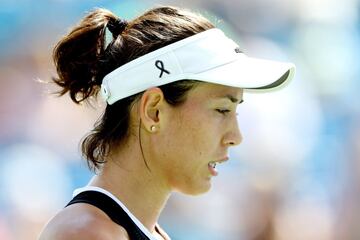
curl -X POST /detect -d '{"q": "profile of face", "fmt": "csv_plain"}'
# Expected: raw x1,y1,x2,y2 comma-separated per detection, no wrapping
143,82,243,195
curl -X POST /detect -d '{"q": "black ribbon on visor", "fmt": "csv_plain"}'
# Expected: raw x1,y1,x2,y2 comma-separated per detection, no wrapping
155,60,170,78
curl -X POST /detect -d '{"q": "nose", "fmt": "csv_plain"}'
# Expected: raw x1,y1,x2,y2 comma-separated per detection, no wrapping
222,120,242,146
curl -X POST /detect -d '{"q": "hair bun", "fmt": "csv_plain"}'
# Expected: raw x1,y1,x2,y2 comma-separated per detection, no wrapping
107,18,128,37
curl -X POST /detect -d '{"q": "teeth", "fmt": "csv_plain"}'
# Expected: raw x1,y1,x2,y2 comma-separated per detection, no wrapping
209,162,217,168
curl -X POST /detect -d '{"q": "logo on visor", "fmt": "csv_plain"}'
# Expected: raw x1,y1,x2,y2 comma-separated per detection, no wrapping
234,47,243,53
155,60,170,78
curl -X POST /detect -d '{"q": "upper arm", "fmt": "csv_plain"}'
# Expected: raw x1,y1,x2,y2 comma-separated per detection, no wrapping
39,220,129,240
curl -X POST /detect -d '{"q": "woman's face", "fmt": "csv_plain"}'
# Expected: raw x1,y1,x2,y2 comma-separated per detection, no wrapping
152,82,243,195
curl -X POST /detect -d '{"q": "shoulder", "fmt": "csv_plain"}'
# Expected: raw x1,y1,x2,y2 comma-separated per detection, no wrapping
38,203,129,240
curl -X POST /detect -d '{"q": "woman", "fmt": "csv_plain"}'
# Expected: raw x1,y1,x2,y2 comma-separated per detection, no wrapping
38,6,295,240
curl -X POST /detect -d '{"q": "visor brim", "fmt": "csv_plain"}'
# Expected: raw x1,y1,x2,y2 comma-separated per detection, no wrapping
190,56,295,90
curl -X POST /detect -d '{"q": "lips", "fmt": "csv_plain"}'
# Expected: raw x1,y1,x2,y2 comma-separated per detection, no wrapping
208,156,229,176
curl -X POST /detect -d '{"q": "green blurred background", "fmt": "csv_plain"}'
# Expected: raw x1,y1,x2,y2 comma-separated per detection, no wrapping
0,0,360,239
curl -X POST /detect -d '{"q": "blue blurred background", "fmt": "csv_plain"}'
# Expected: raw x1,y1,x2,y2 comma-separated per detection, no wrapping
0,0,359,239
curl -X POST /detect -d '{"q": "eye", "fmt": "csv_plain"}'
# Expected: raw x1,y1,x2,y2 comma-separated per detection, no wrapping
216,109,231,115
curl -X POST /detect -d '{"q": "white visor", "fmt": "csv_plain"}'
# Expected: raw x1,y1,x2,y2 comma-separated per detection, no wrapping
101,28,295,105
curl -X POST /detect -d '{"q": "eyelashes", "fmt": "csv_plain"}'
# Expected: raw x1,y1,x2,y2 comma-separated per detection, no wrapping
216,109,231,115
216,109,239,116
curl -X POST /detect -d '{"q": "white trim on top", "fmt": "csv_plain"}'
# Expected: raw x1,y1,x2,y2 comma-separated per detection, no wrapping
73,186,160,240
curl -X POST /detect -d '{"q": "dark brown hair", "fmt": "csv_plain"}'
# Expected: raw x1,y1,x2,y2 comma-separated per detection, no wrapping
52,6,214,171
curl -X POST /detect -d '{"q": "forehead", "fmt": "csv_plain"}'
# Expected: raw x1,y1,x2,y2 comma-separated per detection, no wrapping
187,82,243,102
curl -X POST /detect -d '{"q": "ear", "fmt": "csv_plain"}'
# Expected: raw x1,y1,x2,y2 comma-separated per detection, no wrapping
139,87,165,132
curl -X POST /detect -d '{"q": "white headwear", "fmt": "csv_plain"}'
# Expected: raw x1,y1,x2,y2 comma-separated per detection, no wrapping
101,28,295,105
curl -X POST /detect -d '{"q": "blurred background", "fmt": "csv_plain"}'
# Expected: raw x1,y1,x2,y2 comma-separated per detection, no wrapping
0,0,359,239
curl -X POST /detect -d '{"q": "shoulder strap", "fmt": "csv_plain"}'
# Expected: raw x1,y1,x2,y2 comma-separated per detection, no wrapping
66,190,150,240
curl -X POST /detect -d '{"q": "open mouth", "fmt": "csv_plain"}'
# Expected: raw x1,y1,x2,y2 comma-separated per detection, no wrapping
208,161,221,176
208,157,229,177
208,162,217,169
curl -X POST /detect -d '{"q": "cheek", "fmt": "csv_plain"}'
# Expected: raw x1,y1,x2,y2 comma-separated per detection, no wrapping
166,108,214,160
157,107,222,193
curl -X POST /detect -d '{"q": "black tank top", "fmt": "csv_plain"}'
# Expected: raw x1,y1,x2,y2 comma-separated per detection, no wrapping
66,190,150,240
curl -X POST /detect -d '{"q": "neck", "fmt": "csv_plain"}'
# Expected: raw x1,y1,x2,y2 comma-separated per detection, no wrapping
89,136,171,233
